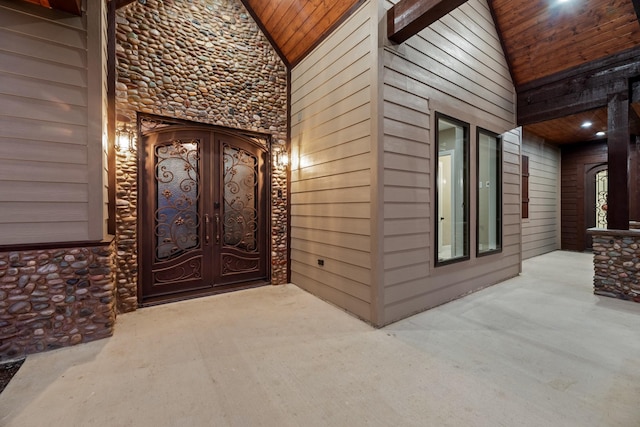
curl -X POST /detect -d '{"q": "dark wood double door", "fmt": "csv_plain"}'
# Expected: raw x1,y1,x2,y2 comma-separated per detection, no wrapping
140,126,268,304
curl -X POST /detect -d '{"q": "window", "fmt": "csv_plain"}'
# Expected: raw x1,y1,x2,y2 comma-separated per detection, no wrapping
522,155,529,219
477,129,502,256
435,113,469,266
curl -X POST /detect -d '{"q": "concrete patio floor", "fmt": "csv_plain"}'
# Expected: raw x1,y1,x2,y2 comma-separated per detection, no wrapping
1,251,639,426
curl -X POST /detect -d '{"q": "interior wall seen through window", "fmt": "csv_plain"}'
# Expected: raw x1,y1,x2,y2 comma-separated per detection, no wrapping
436,115,469,265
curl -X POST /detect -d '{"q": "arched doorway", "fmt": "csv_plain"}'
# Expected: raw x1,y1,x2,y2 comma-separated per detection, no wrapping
585,163,608,249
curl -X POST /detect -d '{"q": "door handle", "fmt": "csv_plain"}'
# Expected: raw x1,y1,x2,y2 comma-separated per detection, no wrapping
204,214,211,245
215,214,220,244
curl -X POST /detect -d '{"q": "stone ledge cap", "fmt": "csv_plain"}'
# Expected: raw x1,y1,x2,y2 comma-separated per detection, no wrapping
587,227,640,237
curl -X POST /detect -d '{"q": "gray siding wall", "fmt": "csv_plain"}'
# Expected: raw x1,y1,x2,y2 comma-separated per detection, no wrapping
522,130,561,259
381,0,520,324
290,1,375,322
288,0,523,325
0,0,107,245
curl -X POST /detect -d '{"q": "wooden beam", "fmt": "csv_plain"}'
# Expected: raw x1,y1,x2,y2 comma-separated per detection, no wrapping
607,91,630,230
517,47,640,125
633,79,640,104
632,89,640,224
631,135,640,222
387,0,468,44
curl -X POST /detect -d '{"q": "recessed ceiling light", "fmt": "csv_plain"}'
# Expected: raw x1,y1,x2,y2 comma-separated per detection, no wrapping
581,121,592,128
596,131,606,137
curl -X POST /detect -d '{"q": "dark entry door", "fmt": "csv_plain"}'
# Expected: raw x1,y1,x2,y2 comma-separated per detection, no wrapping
140,127,268,303
585,163,608,249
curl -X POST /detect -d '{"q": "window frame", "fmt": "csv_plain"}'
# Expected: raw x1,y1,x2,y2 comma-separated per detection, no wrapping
434,112,470,267
476,127,503,257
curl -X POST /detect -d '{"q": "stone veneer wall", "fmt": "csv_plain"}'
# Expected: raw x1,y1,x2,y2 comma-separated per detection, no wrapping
590,228,640,303
0,241,116,360
114,0,288,312
115,151,138,313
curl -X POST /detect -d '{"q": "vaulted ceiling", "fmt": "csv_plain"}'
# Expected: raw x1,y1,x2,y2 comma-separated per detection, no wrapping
492,0,640,88
24,0,640,143
243,0,640,85
241,0,364,68
244,0,640,144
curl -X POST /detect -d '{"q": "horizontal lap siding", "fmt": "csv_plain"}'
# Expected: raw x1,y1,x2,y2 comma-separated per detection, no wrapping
382,73,431,315
381,0,519,324
502,129,523,255
0,1,92,245
522,131,561,259
383,129,521,322
290,2,374,322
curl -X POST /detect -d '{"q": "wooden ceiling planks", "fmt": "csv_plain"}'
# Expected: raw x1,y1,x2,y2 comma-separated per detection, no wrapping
259,0,296,31
269,0,321,53
279,4,330,63
244,0,640,85
491,0,640,87
525,107,608,144
243,0,362,66
283,3,347,64
492,0,640,144
527,103,640,146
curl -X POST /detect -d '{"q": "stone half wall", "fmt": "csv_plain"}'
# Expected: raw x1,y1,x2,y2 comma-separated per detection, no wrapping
114,0,288,312
0,241,116,360
589,228,640,302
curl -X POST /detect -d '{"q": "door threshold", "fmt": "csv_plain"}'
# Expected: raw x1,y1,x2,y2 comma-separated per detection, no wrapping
139,279,271,308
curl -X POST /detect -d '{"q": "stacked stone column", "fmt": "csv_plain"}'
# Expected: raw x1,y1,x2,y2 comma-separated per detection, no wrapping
590,229,640,302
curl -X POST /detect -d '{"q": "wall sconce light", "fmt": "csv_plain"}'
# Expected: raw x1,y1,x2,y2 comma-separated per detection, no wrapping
115,123,136,153
273,143,288,168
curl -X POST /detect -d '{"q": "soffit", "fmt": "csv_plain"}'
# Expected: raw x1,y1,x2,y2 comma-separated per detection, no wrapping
241,0,363,67
525,103,640,145
490,0,640,88
490,0,640,144
524,107,608,145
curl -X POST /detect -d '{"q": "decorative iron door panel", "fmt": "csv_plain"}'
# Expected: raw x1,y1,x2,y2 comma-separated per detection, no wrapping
217,135,268,285
585,163,608,250
141,130,213,300
140,127,268,303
